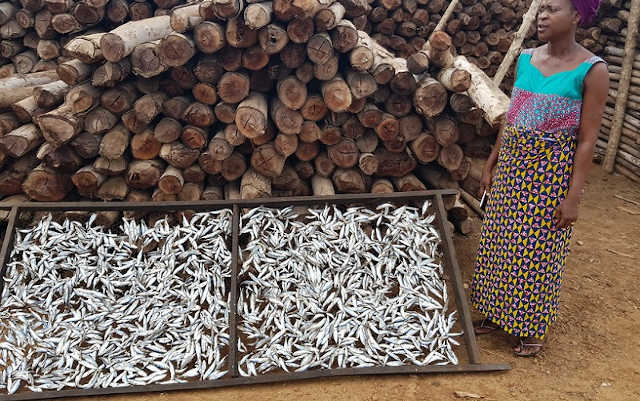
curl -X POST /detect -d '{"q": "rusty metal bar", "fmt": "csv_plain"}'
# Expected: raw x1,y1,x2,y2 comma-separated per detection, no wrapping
12,190,457,212
229,204,240,377
434,194,480,364
0,363,510,401
0,206,18,298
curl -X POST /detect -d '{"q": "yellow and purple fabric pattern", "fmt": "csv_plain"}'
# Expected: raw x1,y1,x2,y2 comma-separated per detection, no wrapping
471,49,604,339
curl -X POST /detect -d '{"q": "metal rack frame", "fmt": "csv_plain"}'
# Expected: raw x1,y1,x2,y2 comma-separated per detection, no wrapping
0,190,509,401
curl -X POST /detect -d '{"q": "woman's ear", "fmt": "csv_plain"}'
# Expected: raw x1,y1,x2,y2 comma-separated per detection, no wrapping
572,10,582,26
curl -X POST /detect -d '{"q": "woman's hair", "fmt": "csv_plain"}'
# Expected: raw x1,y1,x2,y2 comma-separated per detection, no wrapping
570,0,601,26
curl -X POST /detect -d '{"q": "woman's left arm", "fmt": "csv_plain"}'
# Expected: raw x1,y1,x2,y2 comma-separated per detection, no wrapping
557,62,609,229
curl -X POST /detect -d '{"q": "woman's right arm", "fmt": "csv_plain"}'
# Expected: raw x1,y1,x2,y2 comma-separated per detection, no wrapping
480,122,504,195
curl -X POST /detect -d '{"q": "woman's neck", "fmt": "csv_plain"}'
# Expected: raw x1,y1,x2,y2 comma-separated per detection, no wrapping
546,35,578,58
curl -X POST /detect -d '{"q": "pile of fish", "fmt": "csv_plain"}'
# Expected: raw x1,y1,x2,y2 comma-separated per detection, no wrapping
237,202,461,376
0,211,232,395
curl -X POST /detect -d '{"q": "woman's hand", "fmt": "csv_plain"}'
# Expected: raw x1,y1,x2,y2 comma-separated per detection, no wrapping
555,197,579,229
480,167,494,195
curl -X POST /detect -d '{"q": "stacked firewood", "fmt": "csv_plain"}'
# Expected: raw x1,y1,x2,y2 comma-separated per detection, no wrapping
0,0,196,78
358,0,529,88
595,1,640,183
0,1,511,233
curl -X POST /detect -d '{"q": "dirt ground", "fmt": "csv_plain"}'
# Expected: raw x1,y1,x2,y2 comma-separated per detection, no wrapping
65,167,639,401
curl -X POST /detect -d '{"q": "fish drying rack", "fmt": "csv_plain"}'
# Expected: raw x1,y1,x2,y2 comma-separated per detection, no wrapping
0,190,509,401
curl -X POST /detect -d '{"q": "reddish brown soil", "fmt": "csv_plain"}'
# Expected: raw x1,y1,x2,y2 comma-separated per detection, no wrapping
65,168,640,401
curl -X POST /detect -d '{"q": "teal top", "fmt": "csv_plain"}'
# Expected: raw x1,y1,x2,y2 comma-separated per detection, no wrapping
506,48,605,134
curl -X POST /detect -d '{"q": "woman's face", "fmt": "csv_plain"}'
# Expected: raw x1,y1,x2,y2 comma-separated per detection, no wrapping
537,0,580,41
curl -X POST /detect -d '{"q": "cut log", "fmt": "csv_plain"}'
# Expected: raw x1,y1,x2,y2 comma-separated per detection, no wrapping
332,168,366,193
346,70,377,99
0,70,59,108
100,84,137,115
72,165,105,197
270,98,303,134
240,168,271,198
277,75,307,110
438,143,464,171
393,173,426,191
0,123,42,157
84,107,118,135
158,32,196,67
300,94,327,121
21,165,70,204
57,59,93,86
157,165,184,195
307,32,334,64
181,125,208,149
64,32,104,63
96,176,128,200
159,141,200,169
217,71,250,104
12,50,37,74
328,138,359,168
356,130,378,153
371,178,394,193
322,75,352,112
182,101,215,127
131,129,162,160
11,96,41,123
193,21,226,54
375,148,417,177
258,23,289,55
220,151,247,181
250,142,285,177
170,4,202,33
437,67,472,92
311,174,335,195
413,75,447,118
99,123,129,160
295,140,319,161
92,60,131,87
70,132,101,159
375,112,399,141
100,15,172,62
182,164,206,183
358,152,378,175
235,92,268,138
410,133,440,163
201,184,223,200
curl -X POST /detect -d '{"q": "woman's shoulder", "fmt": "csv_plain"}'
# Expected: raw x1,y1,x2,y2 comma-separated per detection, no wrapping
575,45,604,65
521,44,547,56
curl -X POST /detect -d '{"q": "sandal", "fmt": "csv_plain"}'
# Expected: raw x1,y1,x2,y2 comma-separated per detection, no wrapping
473,318,500,335
513,337,545,357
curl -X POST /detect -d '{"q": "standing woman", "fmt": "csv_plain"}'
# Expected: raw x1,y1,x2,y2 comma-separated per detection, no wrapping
471,0,608,357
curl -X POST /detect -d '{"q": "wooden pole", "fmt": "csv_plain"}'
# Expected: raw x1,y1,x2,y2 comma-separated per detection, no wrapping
429,0,459,41
493,0,541,86
604,0,640,173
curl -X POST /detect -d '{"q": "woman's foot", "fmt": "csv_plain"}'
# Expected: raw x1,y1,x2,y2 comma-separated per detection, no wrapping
513,336,545,357
473,318,500,335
